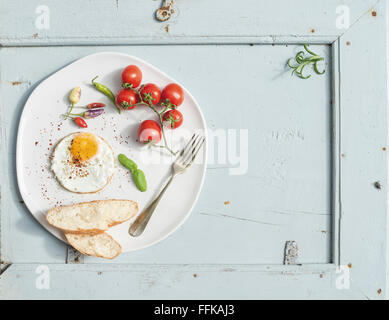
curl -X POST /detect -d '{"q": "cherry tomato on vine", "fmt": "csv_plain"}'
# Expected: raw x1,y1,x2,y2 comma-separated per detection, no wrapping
121,65,142,89
140,83,161,105
116,89,138,110
138,120,162,144
162,109,183,129
161,83,184,108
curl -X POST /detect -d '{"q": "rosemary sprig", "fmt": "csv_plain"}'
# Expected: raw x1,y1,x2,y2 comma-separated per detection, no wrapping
287,44,325,79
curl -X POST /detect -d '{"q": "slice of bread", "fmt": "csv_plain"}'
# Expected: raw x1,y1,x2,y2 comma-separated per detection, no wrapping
65,232,122,259
46,199,138,233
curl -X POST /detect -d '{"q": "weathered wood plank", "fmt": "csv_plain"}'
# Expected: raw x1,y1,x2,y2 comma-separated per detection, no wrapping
330,40,341,265
1,44,332,264
0,263,369,300
0,0,379,46
0,0,387,300
338,0,387,299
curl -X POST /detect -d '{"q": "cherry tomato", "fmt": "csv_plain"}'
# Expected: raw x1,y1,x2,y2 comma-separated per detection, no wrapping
140,83,161,105
116,89,138,110
162,109,183,129
138,120,162,144
121,65,142,89
161,83,184,108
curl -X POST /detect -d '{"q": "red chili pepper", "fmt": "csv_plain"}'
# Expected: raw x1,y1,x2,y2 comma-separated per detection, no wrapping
87,102,106,109
74,117,87,128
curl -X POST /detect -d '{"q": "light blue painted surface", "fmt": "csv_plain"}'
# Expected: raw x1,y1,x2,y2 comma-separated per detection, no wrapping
337,5,388,297
0,45,332,265
0,264,367,300
0,0,387,299
0,0,378,45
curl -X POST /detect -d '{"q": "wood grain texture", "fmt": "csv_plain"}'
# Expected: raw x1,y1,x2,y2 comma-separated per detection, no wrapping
0,45,332,265
337,1,388,299
0,263,371,300
0,0,379,46
0,0,387,300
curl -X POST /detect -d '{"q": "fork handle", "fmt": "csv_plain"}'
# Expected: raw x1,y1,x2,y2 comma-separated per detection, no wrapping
129,173,176,237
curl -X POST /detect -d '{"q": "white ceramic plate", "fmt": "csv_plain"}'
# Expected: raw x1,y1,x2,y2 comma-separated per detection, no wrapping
16,52,207,252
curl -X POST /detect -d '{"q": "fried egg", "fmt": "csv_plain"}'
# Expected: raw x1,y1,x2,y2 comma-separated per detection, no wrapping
51,132,115,193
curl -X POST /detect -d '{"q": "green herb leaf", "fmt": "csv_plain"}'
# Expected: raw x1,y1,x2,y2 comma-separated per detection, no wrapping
287,44,325,79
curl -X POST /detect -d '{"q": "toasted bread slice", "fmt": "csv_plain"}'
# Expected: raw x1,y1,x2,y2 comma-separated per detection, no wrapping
65,232,121,259
47,199,138,233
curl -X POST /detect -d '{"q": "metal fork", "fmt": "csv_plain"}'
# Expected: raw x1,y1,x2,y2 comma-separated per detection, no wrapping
129,133,206,237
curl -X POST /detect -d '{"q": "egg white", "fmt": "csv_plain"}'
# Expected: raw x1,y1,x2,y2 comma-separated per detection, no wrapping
51,133,115,193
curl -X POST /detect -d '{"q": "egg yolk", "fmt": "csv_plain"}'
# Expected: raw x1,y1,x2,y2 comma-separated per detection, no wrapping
70,133,98,161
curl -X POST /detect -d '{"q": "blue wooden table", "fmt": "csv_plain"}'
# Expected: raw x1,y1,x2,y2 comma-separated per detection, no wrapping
0,0,387,299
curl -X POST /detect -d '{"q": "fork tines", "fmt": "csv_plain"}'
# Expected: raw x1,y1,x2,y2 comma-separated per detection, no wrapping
176,133,205,167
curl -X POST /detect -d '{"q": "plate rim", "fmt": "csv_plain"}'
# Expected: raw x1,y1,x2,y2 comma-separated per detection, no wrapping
16,51,208,252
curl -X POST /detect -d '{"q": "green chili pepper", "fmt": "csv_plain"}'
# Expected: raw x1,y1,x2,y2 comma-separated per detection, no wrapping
91,76,121,114
118,154,147,192
133,169,147,192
